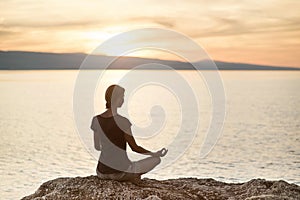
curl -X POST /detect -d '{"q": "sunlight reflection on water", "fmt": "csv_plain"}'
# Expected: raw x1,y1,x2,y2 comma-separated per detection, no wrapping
0,70,299,199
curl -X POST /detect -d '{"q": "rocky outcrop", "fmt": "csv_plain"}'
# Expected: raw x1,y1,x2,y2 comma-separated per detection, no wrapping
22,176,300,200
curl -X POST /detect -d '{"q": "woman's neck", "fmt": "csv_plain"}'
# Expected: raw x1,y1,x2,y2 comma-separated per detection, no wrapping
105,107,118,117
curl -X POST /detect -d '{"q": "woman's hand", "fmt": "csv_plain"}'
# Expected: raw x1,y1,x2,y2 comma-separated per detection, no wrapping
152,148,168,157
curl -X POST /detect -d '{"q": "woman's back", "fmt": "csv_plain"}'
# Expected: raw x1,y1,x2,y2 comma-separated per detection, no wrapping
91,114,132,174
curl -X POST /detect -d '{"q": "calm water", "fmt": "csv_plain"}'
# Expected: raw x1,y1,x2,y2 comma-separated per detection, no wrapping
0,70,299,199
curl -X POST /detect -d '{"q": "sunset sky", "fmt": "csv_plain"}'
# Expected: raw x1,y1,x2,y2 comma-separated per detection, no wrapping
1,0,300,67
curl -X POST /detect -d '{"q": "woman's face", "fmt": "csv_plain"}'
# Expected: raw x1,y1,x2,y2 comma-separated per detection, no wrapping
111,92,124,108
116,93,124,107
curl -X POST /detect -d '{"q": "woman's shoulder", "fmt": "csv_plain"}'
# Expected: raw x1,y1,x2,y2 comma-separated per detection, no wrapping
115,114,131,123
114,114,132,129
93,113,130,123
92,111,131,122
96,111,111,118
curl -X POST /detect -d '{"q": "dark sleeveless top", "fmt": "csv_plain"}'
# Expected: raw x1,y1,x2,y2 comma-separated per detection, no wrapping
90,114,132,174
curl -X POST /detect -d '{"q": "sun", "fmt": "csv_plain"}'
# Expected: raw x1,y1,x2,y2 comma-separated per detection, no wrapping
81,26,181,61
81,25,132,55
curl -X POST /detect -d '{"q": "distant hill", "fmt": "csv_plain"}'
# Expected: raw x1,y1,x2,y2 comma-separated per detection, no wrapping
0,51,299,70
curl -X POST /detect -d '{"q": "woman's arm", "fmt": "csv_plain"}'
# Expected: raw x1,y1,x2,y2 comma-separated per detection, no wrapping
124,127,168,157
124,128,156,156
93,131,101,151
124,133,151,155
91,117,101,151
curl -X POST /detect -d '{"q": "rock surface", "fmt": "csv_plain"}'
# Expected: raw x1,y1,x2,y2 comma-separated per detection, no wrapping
22,176,300,200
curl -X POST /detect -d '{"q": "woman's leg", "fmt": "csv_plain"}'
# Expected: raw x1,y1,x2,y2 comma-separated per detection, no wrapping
132,156,161,175
101,157,161,182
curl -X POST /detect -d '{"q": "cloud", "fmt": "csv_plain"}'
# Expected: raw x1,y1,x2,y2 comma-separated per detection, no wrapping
0,30,18,37
129,17,175,28
0,0,299,67
1,0,299,36
0,20,103,29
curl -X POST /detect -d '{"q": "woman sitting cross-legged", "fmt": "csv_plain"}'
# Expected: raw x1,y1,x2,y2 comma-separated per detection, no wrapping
90,84,168,181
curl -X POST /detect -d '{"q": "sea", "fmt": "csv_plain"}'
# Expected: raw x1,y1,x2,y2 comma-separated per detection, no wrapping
0,70,299,199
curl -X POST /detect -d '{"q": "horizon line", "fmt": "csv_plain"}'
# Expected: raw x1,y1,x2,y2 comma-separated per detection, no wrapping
1,50,299,69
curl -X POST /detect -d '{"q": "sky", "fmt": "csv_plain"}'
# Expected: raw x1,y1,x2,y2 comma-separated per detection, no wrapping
1,0,300,67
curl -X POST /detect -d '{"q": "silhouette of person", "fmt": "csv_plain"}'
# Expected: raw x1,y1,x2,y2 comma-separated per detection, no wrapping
91,85,167,181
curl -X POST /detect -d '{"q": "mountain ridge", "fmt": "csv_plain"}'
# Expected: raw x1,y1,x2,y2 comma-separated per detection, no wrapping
0,51,299,70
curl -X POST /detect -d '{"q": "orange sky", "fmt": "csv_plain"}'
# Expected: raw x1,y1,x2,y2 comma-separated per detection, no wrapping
1,0,300,67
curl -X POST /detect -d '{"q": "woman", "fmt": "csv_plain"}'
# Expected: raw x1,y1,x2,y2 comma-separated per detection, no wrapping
90,85,167,181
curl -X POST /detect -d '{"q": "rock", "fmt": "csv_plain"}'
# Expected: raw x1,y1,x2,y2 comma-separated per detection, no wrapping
22,176,300,200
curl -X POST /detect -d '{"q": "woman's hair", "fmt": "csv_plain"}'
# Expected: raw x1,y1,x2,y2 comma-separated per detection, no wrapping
105,85,125,108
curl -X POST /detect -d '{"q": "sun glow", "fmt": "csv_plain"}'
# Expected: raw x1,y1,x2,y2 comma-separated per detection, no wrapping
83,26,184,60
82,25,141,55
